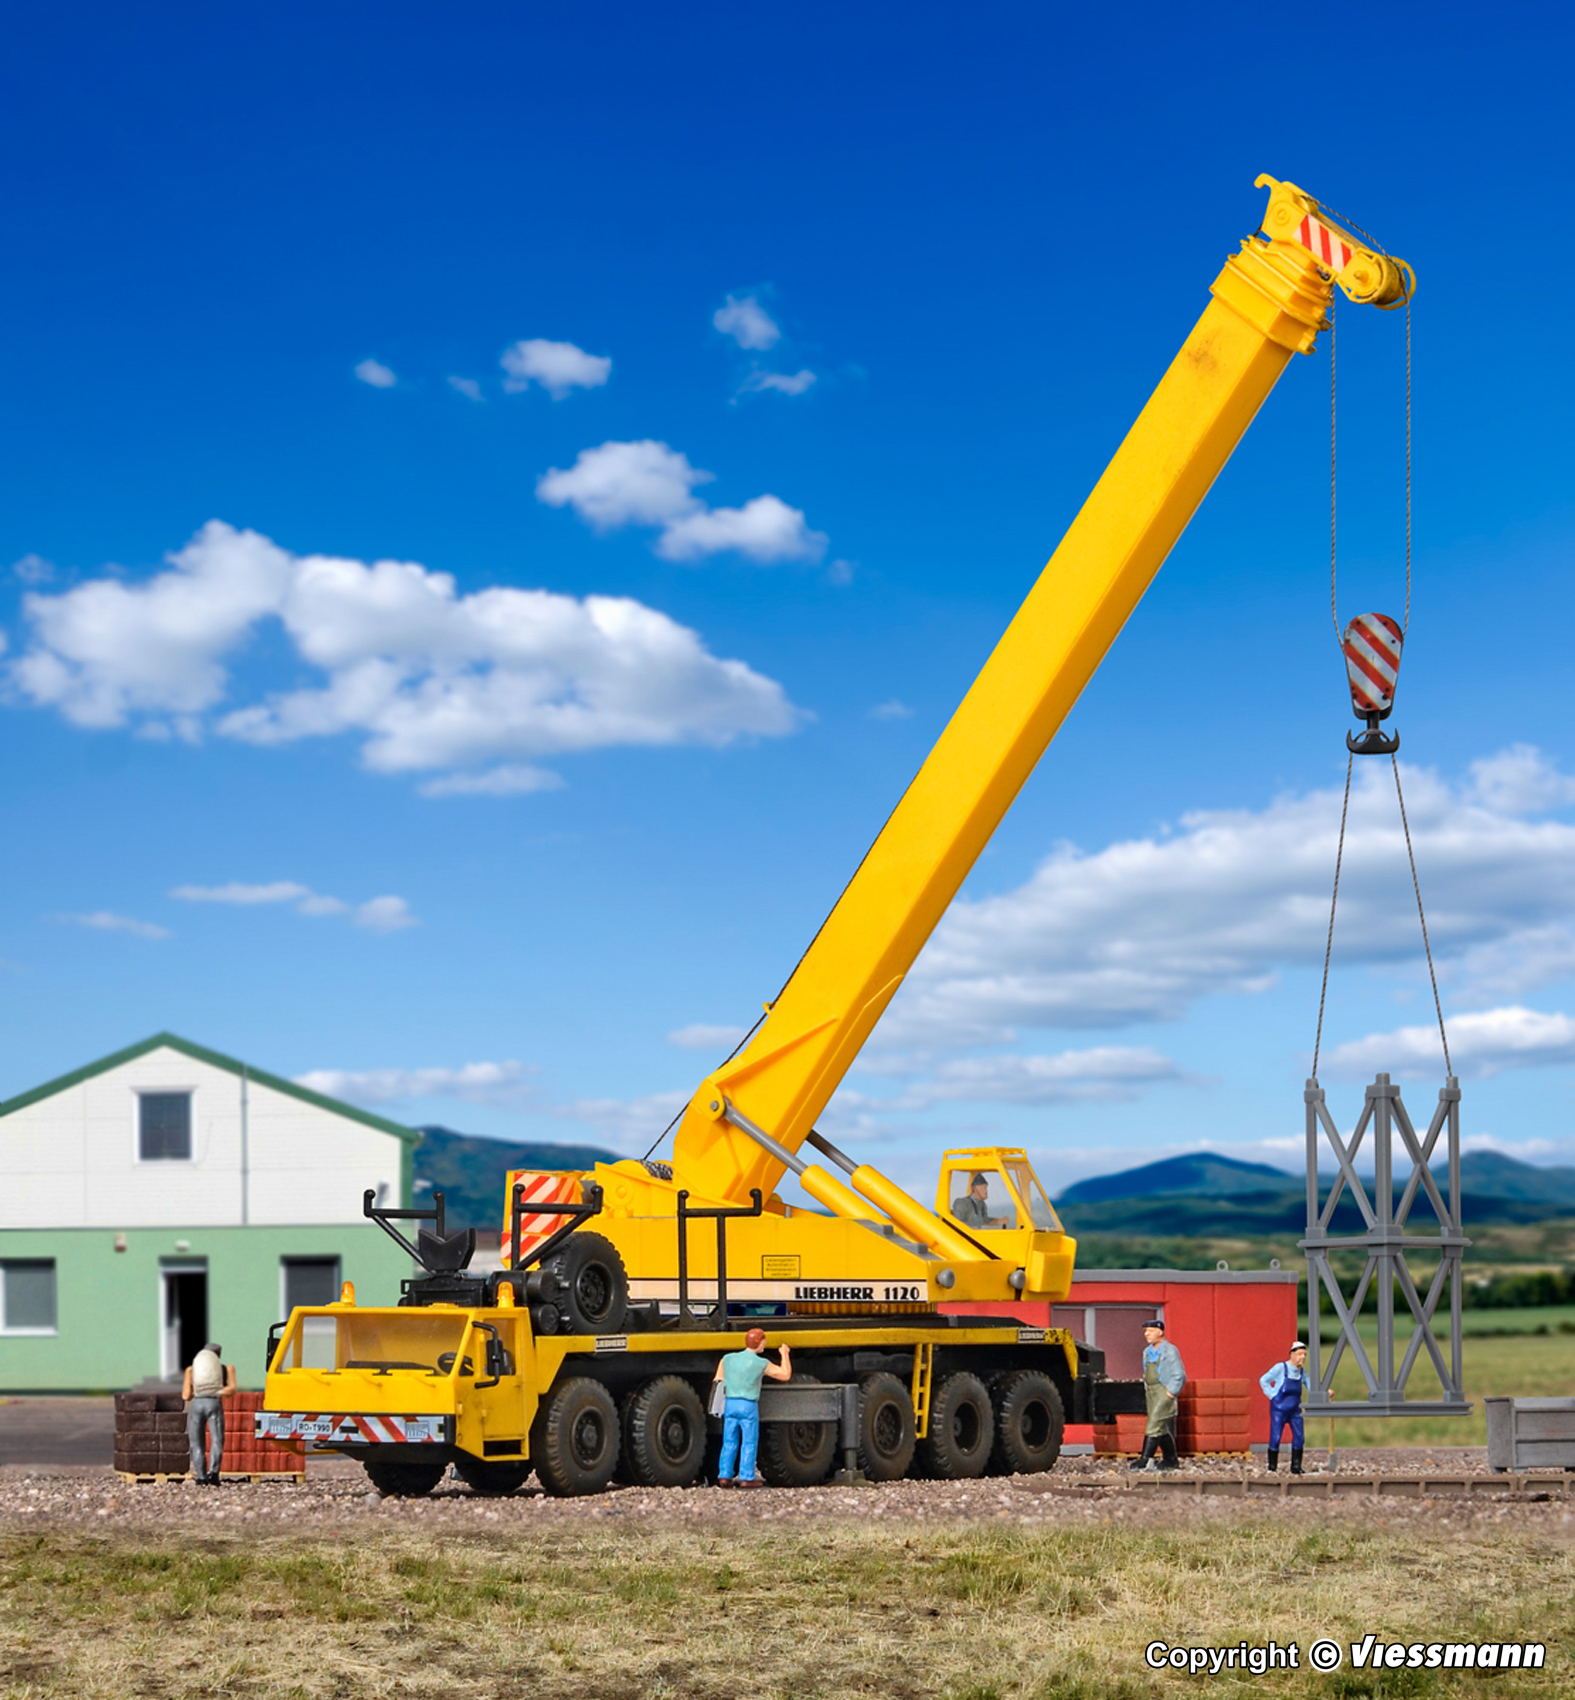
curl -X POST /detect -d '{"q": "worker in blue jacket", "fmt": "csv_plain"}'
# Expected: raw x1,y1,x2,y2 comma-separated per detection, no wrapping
1260,1341,1309,1474
1129,1319,1185,1472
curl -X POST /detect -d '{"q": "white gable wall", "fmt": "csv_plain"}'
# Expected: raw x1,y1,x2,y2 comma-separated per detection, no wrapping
0,1045,404,1229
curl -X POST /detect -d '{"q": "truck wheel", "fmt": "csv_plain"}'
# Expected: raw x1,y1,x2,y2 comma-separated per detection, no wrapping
530,1376,620,1497
857,1372,916,1481
759,1374,837,1487
988,1371,1064,1475
363,1459,447,1498
453,1456,531,1496
915,1372,992,1479
539,1232,628,1335
624,1376,707,1488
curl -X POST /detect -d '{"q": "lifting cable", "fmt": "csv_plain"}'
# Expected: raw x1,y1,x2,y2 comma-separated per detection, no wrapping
1311,290,1450,1084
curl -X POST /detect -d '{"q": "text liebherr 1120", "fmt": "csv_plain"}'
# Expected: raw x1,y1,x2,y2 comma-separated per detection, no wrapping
259,177,1413,1496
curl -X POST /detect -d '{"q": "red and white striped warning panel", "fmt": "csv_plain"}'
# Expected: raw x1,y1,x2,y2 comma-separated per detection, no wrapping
256,1412,451,1444
1295,213,1356,275
502,1170,581,1266
1343,612,1404,717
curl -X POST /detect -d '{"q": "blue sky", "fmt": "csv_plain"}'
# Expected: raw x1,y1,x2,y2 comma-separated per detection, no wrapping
3,2,1574,1197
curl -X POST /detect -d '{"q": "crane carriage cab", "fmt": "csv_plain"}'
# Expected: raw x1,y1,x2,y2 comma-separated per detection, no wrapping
936,1147,1062,1240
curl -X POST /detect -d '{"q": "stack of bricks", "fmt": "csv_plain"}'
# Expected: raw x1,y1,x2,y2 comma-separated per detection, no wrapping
113,1390,190,1476
113,1388,305,1478
217,1390,306,1474
1175,1378,1252,1455
1092,1412,1150,1456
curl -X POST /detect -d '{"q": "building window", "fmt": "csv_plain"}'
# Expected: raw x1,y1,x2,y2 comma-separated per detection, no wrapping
1,1261,57,1334
282,1258,341,1312
138,1092,192,1161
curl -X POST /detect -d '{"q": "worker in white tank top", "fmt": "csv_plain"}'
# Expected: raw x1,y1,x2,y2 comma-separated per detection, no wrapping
183,1342,236,1484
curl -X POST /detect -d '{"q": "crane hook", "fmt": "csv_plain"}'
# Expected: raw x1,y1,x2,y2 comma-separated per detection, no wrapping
1343,612,1403,755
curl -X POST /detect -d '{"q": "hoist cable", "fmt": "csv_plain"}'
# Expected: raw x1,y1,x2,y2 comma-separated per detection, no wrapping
638,1007,767,1162
1311,749,1354,1085
1329,305,1340,646
1392,752,1451,1077
1404,299,1412,634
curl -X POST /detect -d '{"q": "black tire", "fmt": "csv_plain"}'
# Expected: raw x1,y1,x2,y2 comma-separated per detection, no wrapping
530,1376,621,1497
988,1370,1064,1476
857,1372,916,1482
915,1371,993,1480
624,1376,707,1488
363,1459,447,1498
610,1388,640,1486
759,1374,837,1487
538,1232,628,1335
452,1456,532,1496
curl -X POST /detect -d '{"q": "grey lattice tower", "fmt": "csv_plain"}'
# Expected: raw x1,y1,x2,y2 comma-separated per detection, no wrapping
1301,1073,1470,1417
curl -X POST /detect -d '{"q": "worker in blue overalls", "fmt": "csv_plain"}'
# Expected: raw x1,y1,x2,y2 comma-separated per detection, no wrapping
1259,1341,1309,1474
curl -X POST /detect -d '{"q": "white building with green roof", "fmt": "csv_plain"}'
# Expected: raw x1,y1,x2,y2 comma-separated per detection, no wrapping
0,1033,418,1391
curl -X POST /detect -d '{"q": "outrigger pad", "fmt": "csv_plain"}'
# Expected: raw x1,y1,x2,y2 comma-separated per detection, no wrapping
417,1225,476,1272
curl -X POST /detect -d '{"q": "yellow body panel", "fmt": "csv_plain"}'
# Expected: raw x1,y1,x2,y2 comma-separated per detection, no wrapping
263,1305,1082,1460
665,180,1396,1211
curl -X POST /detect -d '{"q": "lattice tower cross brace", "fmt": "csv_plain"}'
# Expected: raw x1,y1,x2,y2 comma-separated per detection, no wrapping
1301,1073,1470,1417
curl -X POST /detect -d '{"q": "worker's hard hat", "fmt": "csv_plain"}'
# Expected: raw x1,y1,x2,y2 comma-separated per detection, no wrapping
1290,1340,1308,1351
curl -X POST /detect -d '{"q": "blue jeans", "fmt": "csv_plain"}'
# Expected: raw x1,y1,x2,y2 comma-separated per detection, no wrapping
1269,1395,1303,1449
719,1397,760,1481
187,1396,224,1479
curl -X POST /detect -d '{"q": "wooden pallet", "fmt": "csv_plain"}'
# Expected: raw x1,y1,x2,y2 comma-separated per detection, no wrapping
116,1470,307,1486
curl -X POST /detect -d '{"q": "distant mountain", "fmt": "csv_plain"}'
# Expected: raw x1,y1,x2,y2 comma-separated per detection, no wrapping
1052,1148,1575,1235
413,1126,618,1231
1057,1154,1296,1206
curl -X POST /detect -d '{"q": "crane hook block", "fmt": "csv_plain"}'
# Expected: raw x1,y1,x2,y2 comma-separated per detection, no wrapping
1343,612,1403,755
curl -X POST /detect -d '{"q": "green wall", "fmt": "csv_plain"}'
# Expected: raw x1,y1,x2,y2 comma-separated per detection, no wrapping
0,1224,414,1392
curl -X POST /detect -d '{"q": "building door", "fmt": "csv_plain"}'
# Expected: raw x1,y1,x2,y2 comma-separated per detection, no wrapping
160,1262,208,1381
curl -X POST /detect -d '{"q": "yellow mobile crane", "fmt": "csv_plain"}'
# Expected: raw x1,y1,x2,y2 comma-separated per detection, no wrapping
261,178,1411,1497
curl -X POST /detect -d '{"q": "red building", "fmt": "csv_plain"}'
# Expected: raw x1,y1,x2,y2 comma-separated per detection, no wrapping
944,1266,1299,1446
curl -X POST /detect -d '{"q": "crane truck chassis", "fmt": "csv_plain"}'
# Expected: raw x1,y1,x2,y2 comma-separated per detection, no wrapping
258,177,1410,1496
259,1180,1141,1497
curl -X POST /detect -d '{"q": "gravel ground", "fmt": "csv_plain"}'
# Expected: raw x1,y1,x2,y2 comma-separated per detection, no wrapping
0,1447,1568,1538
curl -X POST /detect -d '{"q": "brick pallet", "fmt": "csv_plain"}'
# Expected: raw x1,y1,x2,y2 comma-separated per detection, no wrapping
112,1388,304,1477
1092,1377,1253,1459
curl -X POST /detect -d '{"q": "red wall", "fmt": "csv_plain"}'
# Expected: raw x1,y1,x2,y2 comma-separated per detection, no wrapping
942,1271,1298,1445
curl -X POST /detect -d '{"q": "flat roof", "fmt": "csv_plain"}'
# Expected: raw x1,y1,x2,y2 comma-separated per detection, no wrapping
1069,1268,1299,1285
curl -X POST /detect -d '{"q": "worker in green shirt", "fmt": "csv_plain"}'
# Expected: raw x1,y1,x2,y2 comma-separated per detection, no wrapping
712,1327,792,1487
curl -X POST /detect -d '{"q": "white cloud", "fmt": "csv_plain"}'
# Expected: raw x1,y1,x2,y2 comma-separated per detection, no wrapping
11,554,54,585
356,895,417,933
883,753,1575,1047
656,496,827,565
1468,744,1575,815
868,1046,1187,1109
447,376,483,402
418,764,565,798
171,881,315,907
500,339,611,399
826,558,856,587
549,1089,689,1150
10,521,799,786
538,440,826,565
739,369,816,398
871,699,912,720
296,1060,535,1108
537,441,708,530
713,294,781,351
60,911,169,940
1324,1005,1575,1081
667,1023,748,1051
355,359,396,389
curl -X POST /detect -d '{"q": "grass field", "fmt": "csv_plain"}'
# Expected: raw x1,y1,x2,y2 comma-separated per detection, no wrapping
1,1518,1571,1700
1315,1326,1575,1448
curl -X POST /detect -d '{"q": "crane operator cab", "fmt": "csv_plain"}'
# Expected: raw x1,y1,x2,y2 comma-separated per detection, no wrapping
937,1147,1062,1239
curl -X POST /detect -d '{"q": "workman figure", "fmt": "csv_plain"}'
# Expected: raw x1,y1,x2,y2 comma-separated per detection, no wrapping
712,1327,791,1488
183,1341,237,1485
952,1173,1008,1230
1260,1341,1309,1474
1129,1319,1185,1472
